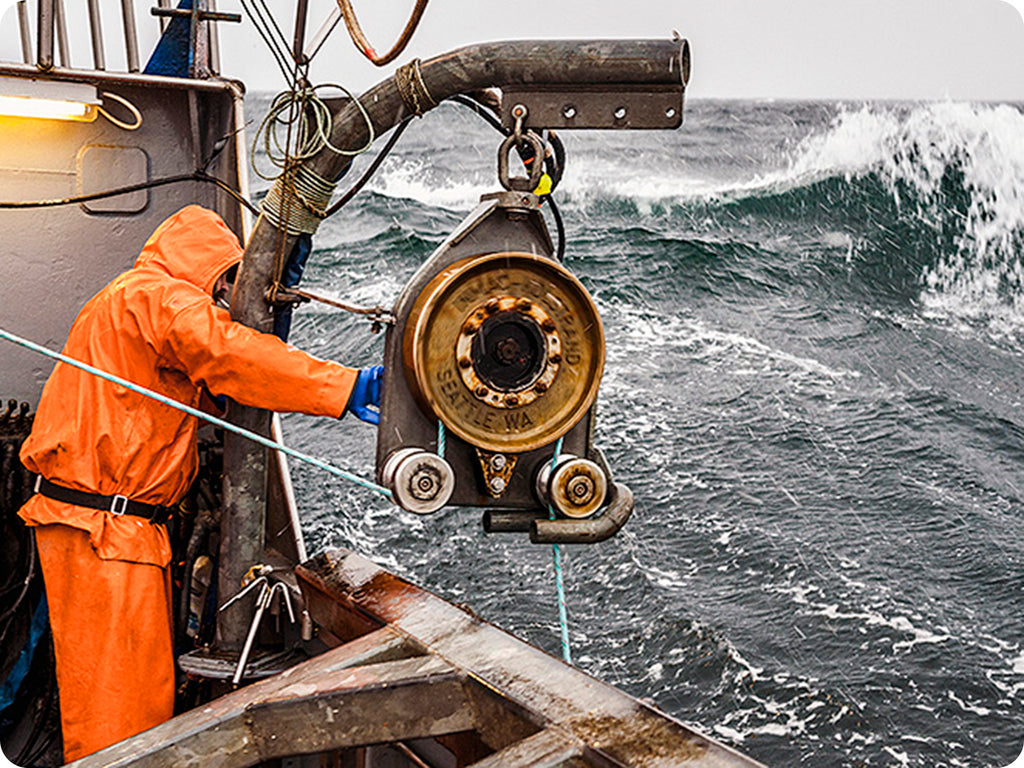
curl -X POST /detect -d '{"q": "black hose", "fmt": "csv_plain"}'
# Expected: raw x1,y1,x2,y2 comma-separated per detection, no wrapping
178,514,211,641
0,172,258,216
323,119,413,217
14,635,58,767
451,94,503,132
0,529,36,651
548,194,566,263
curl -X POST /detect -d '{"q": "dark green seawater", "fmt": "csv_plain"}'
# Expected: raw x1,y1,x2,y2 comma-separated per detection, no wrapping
251,97,1024,767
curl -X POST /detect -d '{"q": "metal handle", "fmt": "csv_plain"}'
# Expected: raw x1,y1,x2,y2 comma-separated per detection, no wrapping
482,509,547,533
482,480,634,543
529,481,634,544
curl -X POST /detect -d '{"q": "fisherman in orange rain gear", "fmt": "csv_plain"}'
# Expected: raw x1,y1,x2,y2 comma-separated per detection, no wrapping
17,205,383,762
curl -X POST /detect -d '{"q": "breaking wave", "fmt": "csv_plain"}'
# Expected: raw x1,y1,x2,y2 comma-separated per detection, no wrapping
711,102,1024,335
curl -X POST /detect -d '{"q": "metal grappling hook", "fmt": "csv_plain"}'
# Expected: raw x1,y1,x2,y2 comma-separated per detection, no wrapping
219,565,296,685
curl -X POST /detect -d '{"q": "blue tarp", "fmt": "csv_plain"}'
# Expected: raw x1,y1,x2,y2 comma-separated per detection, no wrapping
143,0,193,78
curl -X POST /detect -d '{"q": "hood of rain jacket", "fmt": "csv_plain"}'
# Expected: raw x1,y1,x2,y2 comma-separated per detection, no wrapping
19,205,357,566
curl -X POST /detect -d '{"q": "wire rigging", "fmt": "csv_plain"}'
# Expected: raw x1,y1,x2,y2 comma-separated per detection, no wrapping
0,328,393,501
324,119,412,217
239,0,296,87
253,84,377,183
0,172,259,215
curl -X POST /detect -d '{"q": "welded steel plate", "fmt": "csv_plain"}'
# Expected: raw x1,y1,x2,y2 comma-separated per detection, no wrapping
404,252,604,453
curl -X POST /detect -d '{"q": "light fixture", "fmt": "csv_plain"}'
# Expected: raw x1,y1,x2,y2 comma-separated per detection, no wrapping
0,76,100,122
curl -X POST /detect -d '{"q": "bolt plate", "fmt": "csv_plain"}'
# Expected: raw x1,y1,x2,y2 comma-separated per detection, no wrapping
500,85,684,130
456,295,560,409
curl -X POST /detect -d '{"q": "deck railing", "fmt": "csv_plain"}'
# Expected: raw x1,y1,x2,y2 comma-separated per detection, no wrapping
12,0,222,76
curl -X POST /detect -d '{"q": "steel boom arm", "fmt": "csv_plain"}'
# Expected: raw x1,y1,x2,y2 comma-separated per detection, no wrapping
219,38,689,649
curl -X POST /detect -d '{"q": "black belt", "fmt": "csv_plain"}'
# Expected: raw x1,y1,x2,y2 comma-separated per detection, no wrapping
34,477,174,525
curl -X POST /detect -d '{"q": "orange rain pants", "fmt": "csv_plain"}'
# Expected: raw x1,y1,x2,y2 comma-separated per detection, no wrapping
18,205,358,761
34,524,175,762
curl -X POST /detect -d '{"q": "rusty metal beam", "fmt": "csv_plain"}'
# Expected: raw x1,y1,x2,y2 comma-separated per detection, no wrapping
70,632,472,768
296,549,766,768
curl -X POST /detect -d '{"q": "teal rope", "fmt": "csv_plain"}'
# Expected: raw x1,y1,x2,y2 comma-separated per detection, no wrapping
0,327,392,499
549,436,572,665
438,417,570,663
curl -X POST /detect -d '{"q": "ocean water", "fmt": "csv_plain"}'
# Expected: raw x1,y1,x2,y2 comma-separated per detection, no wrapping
250,96,1024,767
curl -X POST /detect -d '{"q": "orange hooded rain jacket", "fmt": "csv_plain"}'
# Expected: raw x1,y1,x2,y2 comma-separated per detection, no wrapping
18,205,358,761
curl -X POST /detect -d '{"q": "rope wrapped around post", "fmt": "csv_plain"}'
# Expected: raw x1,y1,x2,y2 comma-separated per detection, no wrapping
260,164,336,235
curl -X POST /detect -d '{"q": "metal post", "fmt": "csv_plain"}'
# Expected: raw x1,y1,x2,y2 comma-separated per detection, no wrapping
87,0,106,70
292,0,310,65
54,0,69,68
157,0,171,32
17,1,32,65
208,0,221,74
37,0,54,70
189,0,211,78
217,429,269,653
121,0,140,72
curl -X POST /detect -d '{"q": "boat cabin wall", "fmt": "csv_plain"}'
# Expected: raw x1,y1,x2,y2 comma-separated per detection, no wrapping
0,72,246,406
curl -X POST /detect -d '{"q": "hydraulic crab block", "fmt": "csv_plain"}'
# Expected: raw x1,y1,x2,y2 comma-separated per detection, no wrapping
375,192,632,543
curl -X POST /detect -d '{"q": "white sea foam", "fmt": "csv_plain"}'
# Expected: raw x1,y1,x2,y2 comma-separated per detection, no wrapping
882,746,911,766
1012,651,1024,674
369,156,490,210
712,724,747,743
363,102,1024,340
786,103,1024,336
603,301,855,383
947,690,992,717
577,102,1024,338
814,603,952,652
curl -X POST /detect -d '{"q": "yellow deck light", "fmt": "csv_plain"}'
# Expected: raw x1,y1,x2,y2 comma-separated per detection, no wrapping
0,77,100,122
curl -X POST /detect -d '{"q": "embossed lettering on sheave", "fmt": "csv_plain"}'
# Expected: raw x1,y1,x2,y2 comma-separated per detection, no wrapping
503,410,534,432
437,366,460,404
435,365,503,431
488,272,510,292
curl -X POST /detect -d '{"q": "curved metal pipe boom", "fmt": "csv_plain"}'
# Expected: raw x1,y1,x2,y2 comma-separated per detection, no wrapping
236,38,688,319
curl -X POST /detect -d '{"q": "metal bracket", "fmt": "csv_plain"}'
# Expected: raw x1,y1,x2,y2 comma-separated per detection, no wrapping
500,85,683,130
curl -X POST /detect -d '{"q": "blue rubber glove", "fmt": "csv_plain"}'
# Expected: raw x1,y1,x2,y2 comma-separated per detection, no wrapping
345,365,384,425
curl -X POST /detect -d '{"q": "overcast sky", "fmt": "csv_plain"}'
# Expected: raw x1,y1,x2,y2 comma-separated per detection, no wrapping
1,0,1023,100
